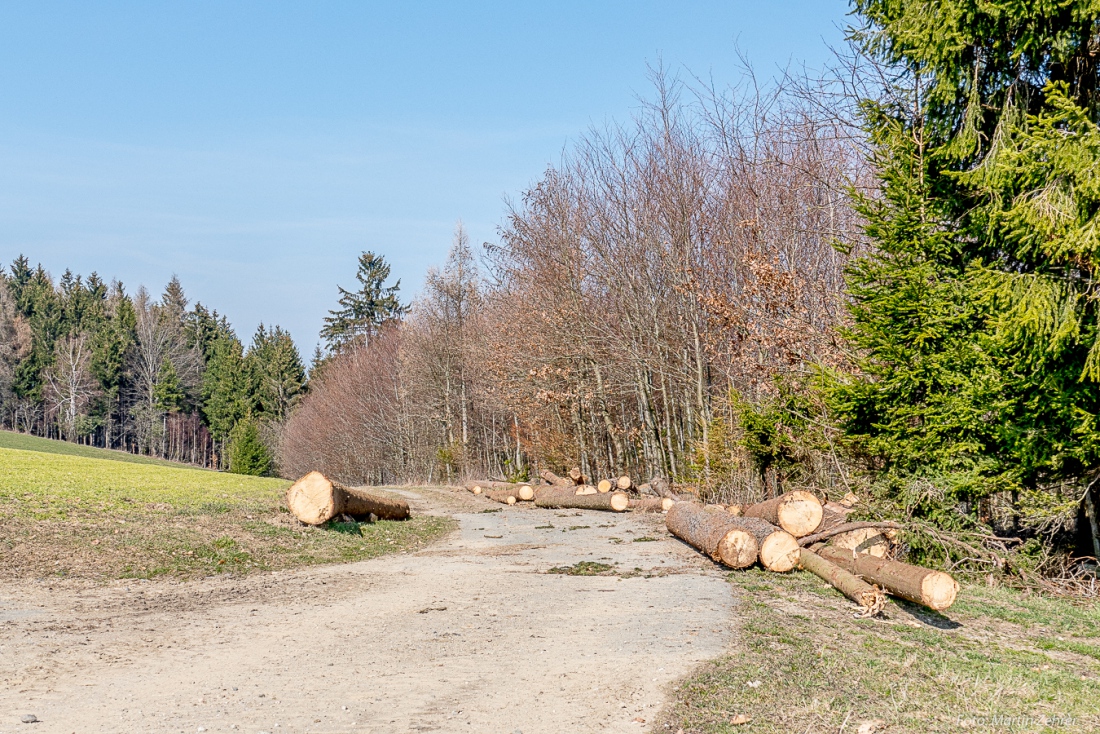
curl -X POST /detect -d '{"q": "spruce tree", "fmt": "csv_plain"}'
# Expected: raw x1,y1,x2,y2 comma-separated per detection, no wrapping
320,251,406,352
838,2,1100,553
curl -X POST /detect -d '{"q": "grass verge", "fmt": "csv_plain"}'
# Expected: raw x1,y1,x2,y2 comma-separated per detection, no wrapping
661,569,1099,734
0,446,454,580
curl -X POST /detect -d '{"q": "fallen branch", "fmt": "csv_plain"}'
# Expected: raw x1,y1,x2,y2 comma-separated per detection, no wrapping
798,521,902,548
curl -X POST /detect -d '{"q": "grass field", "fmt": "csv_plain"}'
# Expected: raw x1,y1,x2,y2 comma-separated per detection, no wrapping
661,569,1100,734
0,428,195,467
0,443,453,580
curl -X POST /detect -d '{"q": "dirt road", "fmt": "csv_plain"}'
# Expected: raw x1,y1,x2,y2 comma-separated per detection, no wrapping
0,488,734,733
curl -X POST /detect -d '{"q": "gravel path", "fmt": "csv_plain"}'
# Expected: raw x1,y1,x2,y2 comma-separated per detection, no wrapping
0,487,734,733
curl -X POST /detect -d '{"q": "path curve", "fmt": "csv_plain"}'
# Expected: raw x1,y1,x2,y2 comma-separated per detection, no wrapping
0,487,734,733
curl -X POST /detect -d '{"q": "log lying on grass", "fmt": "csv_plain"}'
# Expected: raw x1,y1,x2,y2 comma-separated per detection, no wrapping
534,487,630,512
734,516,801,572
287,471,410,525
798,548,885,617
817,546,959,611
743,490,823,538
468,482,533,501
666,502,758,569
468,485,483,495
629,497,675,513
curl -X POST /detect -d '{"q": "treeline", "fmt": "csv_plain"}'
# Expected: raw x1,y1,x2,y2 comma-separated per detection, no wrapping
0,258,305,473
283,2,1100,575
280,73,865,496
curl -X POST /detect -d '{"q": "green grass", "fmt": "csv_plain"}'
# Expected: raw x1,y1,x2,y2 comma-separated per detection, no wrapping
0,445,454,580
662,570,1100,733
0,429,195,468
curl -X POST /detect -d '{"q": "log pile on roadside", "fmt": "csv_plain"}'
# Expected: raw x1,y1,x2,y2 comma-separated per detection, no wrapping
287,468,957,618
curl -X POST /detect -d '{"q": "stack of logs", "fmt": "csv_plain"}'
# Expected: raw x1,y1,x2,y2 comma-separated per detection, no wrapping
465,469,958,617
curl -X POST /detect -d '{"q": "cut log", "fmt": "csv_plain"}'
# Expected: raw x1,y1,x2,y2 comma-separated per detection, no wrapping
616,475,634,491
839,492,860,508
817,546,959,611
798,521,900,551
733,516,801,572
828,526,895,558
798,548,885,617
630,497,676,513
574,485,598,496
286,471,410,525
636,482,654,496
706,503,727,513
485,489,519,505
568,467,587,485
467,481,533,500
665,503,758,569
540,469,569,486
597,479,613,493
743,490,823,538
534,488,630,512
727,503,743,517
650,476,677,500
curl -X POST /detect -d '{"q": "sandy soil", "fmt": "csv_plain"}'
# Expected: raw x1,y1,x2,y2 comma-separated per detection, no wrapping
0,487,735,733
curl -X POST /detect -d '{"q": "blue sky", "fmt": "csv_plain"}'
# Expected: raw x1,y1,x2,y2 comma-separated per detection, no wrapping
0,1,851,352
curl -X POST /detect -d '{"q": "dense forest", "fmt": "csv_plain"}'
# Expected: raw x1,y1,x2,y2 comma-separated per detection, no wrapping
0,259,305,474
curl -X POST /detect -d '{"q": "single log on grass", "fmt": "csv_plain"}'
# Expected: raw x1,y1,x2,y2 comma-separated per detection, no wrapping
743,490,823,537
534,488,629,512
616,475,634,491
630,497,675,513
733,516,801,572
485,489,518,505
597,479,613,493
540,469,569,486
468,485,483,495
817,546,959,611
798,548,885,617
287,471,410,525
665,502,758,569
568,467,587,485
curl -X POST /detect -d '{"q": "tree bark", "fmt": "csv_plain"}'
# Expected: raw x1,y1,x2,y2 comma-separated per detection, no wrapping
743,490,823,537
534,488,630,512
467,481,534,500
540,469,569,486
485,489,519,505
817,546,959,611
731,516,801,572
649,476,678,500
797,521,900,549
665,502,758,568
630,497,675,513
798,548,885,617
286,471,410,525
